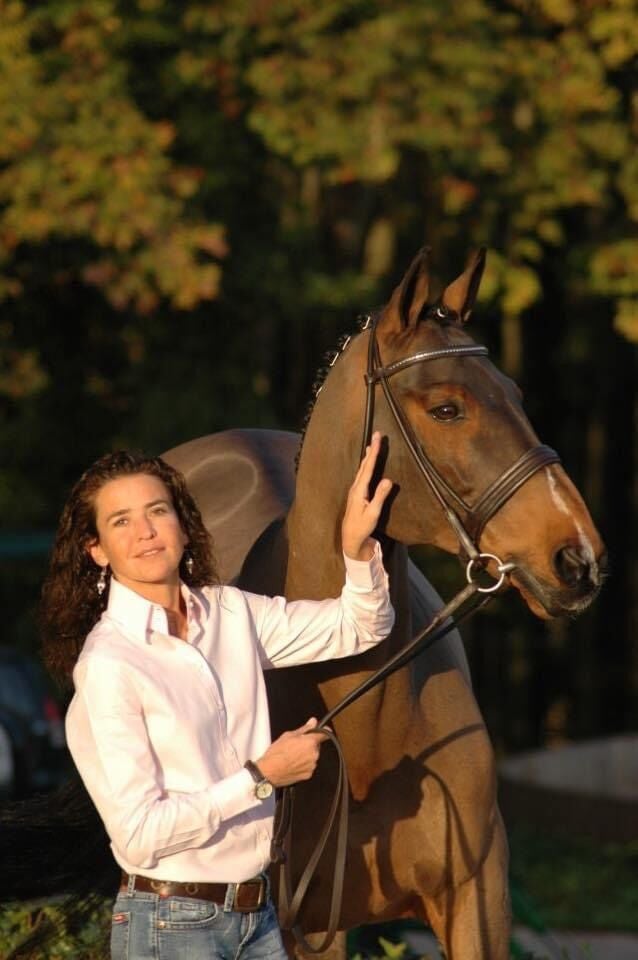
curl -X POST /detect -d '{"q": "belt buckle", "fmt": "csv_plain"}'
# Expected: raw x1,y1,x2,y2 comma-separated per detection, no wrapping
233,877,266,912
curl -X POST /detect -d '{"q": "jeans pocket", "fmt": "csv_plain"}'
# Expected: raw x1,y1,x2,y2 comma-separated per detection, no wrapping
160,896,221,929
110,909,130,960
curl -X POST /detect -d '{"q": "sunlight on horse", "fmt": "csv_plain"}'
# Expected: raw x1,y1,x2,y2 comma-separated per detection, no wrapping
164,248,605,960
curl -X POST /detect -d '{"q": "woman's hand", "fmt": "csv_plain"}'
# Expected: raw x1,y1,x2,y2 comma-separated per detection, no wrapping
341,431,393,561
257,718,328,787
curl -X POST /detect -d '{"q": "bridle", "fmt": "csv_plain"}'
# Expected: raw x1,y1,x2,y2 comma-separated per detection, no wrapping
276,307,562,951
360,307,560,588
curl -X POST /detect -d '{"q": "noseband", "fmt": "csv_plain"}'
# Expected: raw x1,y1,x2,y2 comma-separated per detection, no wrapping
360,309,560,575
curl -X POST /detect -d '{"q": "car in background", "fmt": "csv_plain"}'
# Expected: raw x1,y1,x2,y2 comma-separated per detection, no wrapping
0,647,68,797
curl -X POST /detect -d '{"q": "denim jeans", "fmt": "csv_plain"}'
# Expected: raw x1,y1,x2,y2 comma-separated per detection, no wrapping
110,887,288,960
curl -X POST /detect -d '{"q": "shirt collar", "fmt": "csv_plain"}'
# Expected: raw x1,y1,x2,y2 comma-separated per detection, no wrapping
105,577,208,644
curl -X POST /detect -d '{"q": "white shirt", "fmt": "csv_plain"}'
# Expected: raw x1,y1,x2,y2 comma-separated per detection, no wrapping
65,543,393,883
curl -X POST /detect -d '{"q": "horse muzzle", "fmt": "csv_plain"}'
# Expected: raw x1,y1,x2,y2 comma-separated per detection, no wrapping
509,546,607,619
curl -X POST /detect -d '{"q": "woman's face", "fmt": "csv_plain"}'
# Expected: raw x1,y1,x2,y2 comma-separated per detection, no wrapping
88,473,187,595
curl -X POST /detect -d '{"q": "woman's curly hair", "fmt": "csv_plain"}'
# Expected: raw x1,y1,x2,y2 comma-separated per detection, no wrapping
41,451,218,683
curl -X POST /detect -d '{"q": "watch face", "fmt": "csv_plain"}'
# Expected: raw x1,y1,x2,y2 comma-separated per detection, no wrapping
256,780,273,800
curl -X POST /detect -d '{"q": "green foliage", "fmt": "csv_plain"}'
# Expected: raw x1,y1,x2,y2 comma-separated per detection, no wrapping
1,0,635,335
509,825,638,932
200,0,637,332
350,937,411,960
0,897,110,960
0,0,226,315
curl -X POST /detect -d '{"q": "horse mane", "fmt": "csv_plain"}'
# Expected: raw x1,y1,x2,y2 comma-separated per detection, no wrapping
295,314,371,471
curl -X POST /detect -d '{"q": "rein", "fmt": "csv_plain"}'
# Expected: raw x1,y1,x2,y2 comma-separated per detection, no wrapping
275,311,561,952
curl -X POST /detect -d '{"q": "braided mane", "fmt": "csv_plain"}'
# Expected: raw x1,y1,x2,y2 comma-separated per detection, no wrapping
295,314,373,471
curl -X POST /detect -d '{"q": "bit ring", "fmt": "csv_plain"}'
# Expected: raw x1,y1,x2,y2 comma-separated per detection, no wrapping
466,553,515,593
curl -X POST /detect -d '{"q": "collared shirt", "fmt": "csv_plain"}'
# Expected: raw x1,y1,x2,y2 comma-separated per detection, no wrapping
65,543,393,883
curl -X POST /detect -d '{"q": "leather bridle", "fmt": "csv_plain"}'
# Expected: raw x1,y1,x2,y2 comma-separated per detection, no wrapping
360,308,561,572
276,308,563,951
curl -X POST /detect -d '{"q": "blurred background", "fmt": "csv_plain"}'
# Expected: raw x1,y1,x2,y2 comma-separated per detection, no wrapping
0,0,636,951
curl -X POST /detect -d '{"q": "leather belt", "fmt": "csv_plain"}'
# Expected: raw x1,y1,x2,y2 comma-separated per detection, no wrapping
120,872,268,912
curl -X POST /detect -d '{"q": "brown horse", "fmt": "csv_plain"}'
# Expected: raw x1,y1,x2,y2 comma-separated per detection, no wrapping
163,249,605,959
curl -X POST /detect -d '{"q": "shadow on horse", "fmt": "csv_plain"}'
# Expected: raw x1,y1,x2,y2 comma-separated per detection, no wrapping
163,248,605,959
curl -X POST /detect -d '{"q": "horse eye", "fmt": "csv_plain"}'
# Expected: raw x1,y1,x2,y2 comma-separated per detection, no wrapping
428,402,461,422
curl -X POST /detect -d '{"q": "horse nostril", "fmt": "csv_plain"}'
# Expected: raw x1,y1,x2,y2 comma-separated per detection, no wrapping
554,544,594,588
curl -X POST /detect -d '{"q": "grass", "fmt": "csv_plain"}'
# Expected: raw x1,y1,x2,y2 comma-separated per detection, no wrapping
508,823,638,933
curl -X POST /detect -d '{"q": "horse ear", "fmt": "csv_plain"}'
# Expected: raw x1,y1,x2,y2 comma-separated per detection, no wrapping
386,246,431,329
441,248,486,323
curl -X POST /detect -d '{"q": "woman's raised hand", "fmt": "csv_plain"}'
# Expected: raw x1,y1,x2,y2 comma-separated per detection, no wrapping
341,431,393,561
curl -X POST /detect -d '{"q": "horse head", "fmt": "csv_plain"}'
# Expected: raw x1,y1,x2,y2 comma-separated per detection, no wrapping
359,247,606,618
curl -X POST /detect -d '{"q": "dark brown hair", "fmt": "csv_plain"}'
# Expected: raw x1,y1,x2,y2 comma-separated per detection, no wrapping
41,451,218,682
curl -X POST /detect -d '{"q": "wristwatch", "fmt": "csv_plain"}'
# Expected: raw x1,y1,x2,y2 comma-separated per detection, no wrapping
244,760,274,800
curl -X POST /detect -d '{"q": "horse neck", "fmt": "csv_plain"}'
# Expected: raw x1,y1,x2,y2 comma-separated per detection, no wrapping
284,350,417,787
285,334,364,598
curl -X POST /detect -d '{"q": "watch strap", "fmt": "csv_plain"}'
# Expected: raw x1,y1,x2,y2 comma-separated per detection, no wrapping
244,759,267,785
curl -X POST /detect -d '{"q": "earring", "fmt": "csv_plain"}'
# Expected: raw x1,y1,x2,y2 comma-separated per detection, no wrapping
97,566,108,596
185,552,194,576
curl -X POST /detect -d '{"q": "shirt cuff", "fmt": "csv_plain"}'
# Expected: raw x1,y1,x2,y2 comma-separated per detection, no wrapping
209,768,261,824
343,539,387,592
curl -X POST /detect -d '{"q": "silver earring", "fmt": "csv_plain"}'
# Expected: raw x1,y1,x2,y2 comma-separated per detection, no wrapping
185,552,194,576
97,566,108,596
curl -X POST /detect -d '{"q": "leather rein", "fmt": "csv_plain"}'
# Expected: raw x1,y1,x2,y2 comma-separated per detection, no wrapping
275,309,560,952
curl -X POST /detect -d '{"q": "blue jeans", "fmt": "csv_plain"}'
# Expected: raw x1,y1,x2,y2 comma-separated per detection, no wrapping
110,888,288,960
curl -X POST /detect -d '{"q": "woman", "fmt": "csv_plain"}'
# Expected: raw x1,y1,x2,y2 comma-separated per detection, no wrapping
40,432,394,960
